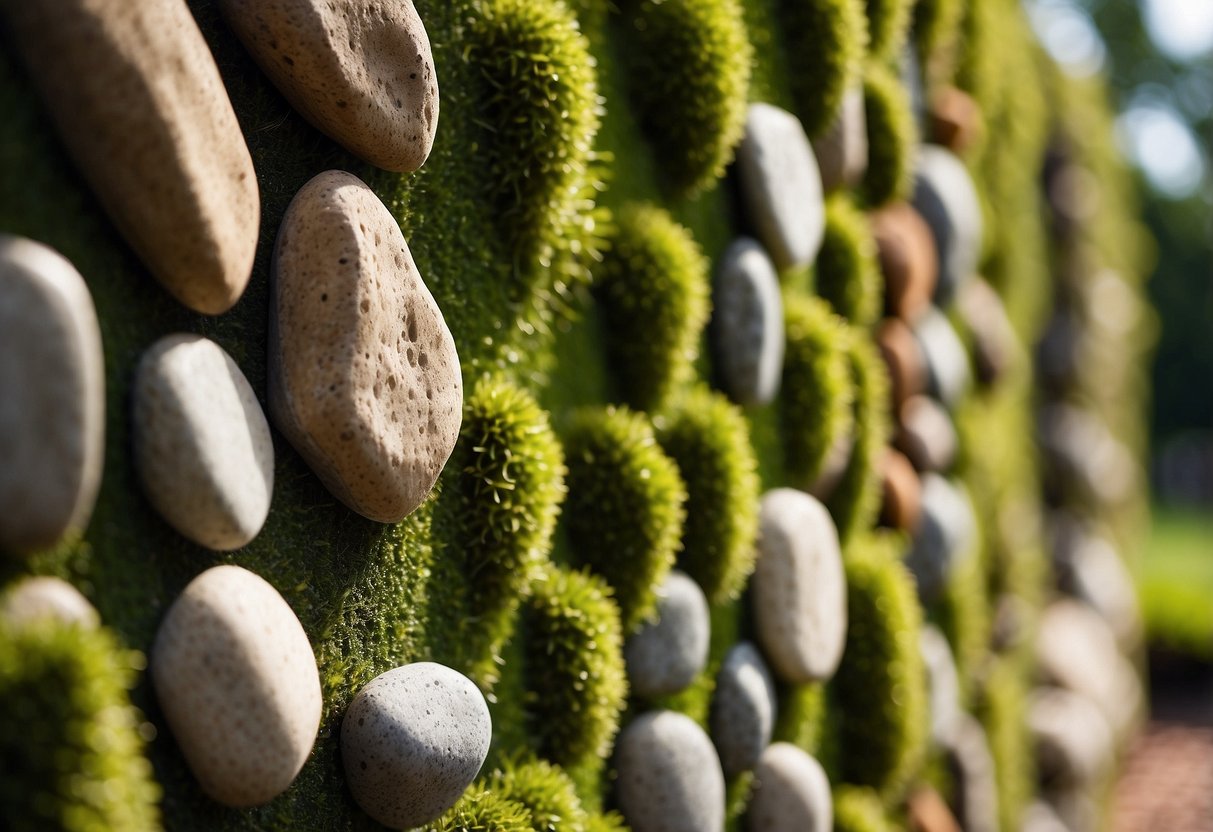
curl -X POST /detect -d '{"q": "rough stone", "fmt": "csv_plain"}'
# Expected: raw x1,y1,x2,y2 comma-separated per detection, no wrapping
812,85,868,193
711,641,778,777
747,743,832,832
753,489,847,683
913,308,971,410
896,394,958,474
0,576,99,628
151,565,322,807
0,0,259,315
625,570,710,699
0,236,105,555
341,662,490,829
919,625,961,747
877,317,928,412
269,170,463,523
616,710,726,832
879,447,922,532
912,145,982,304
712,238,785,407
943,714,999,832
871,203,938,322
1029,686,1114,787
133,334,274,551
218,0,439,173
905,474,977,603
735,103,826,271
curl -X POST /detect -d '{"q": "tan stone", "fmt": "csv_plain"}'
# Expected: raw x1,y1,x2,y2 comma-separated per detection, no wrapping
219,0,439,173
871,203,938,322
0,576,99,628
1,0,260,315
269,170,462,523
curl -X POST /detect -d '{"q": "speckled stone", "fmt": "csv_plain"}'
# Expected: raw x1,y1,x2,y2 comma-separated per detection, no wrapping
616,710,726,832
870,203,938,322
711,641,777,777
712,238,785,407
753,489,847,683
747,743,831,832
0,0,259,315
269,170,463,523
151,565,322,807
896,395,958,473
736,103,826,271
133,335,274,551
912,145,982,304
905,474,976,603
812,85,867,193
341,662,491,829
919,626,961,747
0,236,104,556
1029,687,1113,786
218,0,438,172
625,571,710,699
0,576,98,628
913,308,971,410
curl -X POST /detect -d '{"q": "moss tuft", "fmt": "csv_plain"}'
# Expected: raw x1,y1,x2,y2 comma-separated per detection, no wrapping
0,620,161,831
653,387,761,603
777,0,868,137
780,294,856,489
858,62,916,208
595,203,712,411
832,533,927,798
562,407,687,629
519,566,628,769
815,195,883,327
422,784,534,832
976,656,1034,832
488,757,588,832
912,0,965,84
585,811,630,832
832,786,893,832
773,681,828,759
863,0,914,62
827,331,891,541
622,0,752,194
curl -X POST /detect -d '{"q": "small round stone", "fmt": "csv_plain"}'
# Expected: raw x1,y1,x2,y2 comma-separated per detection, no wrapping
616,710,726,832
957,278,1017,387
912,145,982,304
747,743,832,832
151,565,322,807
943,714,999,832
870,203,938,322
625,570,710,699
342,662,491,829
753,489,847,683
879,448,922,532
876,317,927,412
0,236,104,556
928,86,982,156
905,474,977,603
1029,686,1113,786
919,626,961,747
1051,520,1141,649
712,238,785,407
133,334,274,551
812,85,868,193
710,641,778,777
0,576,98,628
896,395,958,473
913,308,971,410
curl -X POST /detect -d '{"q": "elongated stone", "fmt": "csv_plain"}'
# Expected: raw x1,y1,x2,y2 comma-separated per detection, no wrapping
711,641,778,777
616,711,726,832
871,203,938,322
625,570,710,699
813,86,868,193
747,743,832,832
712,238,785,406
912,145,982,304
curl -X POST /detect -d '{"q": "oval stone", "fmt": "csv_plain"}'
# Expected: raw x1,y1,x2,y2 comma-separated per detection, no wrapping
0,236,104,555
711,642,777,777
0,0,259,315
269,170,463,523
1028,687,1113,786
812,85,868,193
896,395,958,474
712,238,785,407
870,202,938,322
342,662,491,829
0,576,98,629
752,489,847,683
905,474,977,603
913,308,971,410
919,625,961,747
616,710,726,832
151,565,322,807
879,448,921,532
943,715,999,832
912,145,982,304
747,743,832,832
876,318,927,413
133,335,274,551
625,570,710,699
218,0,439,172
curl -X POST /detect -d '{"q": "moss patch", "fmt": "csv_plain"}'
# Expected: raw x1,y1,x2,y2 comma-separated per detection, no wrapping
777,0,868,137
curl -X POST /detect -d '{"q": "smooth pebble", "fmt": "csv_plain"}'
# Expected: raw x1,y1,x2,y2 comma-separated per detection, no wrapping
870,203,938,322
957,278,1017,387
943,714,999,832
0,576,98,628
1051,520,1141,648
919,626,961,747
616,710,726,832
1029,686,1113,787
625,570,710,699
905,474,977,603
876,317,927,412
913,307,971,410
1038,405,1136,509
896,395,958,474
911,145,982,304
812,85,868,193
746,743,832,832
711,641,778,777
712,238,785,407
879,448,922,532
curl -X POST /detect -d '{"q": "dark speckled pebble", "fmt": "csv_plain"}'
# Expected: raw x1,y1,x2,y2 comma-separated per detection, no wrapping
616,710,725,832
710,641,777,776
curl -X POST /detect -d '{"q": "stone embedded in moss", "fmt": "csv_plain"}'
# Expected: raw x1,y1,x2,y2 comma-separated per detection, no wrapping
562,407,687,630
623,0,752,194
827,331,891,542
595,204,711,412
488,758,589,832
0,620,161,831
864,0,914,62
815,195,883,328
832,786,893,832
859,63,916,209
519,566,628,768
653,387,760,603
777,0,868,137
422,784,534,832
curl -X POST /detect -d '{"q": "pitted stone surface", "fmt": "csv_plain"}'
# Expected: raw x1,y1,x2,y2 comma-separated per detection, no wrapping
0,576,98,628
616,710,726,832
711,641,778,777
712,238,785,407
747,743,832,832
625,570,710,699
269,170,462,523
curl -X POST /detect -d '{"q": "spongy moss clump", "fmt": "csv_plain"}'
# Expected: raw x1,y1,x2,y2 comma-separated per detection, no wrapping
595,203,712,411
654,386,761,603
422,784,534,832
487,758,588,832
859,62,916,208
977,656,1035,832
863,0,914,61
623,0,753,194
562,406,687,629
832,786,893,832
815,194,883,327
777,0,868,137
0,620,161,831
827,331,891,541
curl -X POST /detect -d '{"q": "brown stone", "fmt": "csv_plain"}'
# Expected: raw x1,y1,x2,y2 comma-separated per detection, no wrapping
908,785,962,832
879,448,921,532
876,317,927,412
957,278,1017,386
896,394,958,473
871,203,939,321
928,86,982,156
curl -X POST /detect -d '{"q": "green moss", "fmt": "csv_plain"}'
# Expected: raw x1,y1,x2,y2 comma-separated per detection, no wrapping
929,545,989,707
488,758,588,832
912,0,964,84
585,811,630,832
863,0,914,61
519,566,628,769
621,0,753,194
423,784,534,832
432,376,567,688
832,786,893,832
653,387,760,603
826,331,890,541
595,203,712,411
976,656,1034,832
773,681,828,758
859,62,916,208
0,620,160,831
562,407,687,629
815,194,882,327
832,533,927,799
780,293,856,489
777,0,868,137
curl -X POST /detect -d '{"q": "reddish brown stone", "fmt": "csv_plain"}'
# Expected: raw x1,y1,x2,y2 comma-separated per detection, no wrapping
929,86,982,156
880,448,922,532
876,317,927,411
908,785,962,832
871,203,939,322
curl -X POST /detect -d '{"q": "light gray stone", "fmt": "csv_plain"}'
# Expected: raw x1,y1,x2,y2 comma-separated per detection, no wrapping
712,238,785,406
625,570,710,699
913,307,971,410
897,394,958,473
0,576,98,628
812,85,867,193
1051,518,1141,649
1038,405,1136,508
342,662,491,829
906,474,976,603
1021,801,1070,832
0,236,104,556
747,743,831,832
616,710,726,832
944,714,999,832
711,641,778,776
736,103,826,271
920,625,961,747
133,334,274,551
911,145,982,304
1029,687,1113,787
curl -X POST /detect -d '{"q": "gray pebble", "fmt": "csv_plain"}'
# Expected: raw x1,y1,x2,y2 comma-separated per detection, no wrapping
710,641,778,777
0,576,98,628
1038,405,1136,508
712,238,785,407
919,626,961,747
1021,801,1070,832
342,662,491,829
912,307,971,410
812,85,867,193
896,395,958,474
1029,687,1113,787
911,145,982,304
905,474,976,603
1051,517,1141,649
943,714,999,832
625,570,710,699
616,710,726,832
746,743,831,832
